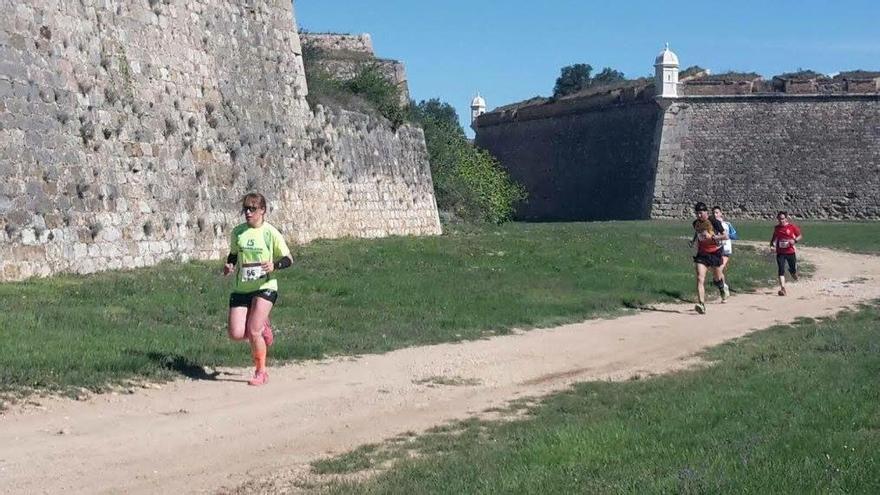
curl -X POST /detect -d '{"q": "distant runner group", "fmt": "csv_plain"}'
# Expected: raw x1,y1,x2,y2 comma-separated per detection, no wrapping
690,202,803,314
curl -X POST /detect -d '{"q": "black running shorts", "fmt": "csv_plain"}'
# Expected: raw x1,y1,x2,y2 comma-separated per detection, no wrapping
776,254,797,277
694,253,723,267
229,289,278,308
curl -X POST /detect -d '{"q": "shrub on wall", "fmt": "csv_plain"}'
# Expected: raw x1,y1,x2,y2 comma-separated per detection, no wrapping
302,44,406,128
344,65,407,128
410,99,526,223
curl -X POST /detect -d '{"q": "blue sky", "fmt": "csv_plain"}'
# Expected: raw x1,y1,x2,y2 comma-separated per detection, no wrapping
295,0,880,134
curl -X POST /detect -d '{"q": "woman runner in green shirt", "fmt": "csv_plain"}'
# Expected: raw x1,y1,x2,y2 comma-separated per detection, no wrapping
222,193,293,386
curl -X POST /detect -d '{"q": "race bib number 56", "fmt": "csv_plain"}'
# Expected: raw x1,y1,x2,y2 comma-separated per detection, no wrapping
241,263,265,282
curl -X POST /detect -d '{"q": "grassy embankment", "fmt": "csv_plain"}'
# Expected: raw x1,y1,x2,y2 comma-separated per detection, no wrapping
309,219,880,494
732,220,880,255
320,303,880,494
2,221,778,401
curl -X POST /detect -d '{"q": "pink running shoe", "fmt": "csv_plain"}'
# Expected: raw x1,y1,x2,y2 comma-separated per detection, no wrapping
248,370,269,386
262,320,274,347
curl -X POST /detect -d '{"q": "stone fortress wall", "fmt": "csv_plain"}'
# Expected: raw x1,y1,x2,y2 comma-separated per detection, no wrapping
474,52,880,221
652,95,880,219
474,84,661,220
300,33,410,104
0,0,441,281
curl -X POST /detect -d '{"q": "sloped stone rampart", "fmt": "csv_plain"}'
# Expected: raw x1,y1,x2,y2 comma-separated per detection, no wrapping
474,83,880,221
474,101,661,221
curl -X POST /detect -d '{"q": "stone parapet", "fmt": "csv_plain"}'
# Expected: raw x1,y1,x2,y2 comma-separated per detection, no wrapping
301,33,374,56
476,81,655,128
681,73,880,96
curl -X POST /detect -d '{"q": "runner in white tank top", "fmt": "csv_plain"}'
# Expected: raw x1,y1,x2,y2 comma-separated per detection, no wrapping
712,206,737,295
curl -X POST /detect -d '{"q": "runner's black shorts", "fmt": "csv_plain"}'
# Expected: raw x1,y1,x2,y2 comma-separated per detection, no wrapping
693,253,723,267
776,253,797,277
229,289,278,308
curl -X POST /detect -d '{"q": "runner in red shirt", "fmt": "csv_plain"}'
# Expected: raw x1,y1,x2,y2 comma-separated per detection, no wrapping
769,211,803,296
690,202,729,314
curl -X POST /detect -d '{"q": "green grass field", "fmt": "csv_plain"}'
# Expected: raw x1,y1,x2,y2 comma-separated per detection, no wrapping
730,220,880,255
1,222,778,402
321,303,880,494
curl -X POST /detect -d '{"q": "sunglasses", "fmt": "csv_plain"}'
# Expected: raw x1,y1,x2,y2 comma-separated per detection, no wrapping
242,206,262,214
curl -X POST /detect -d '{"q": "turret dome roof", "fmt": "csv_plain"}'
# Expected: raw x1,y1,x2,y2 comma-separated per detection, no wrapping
655,44,679,67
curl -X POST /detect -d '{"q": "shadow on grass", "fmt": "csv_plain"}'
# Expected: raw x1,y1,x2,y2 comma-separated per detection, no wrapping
658,289,689,302
621,300,686,314
622,290,689,314
126,351,222,381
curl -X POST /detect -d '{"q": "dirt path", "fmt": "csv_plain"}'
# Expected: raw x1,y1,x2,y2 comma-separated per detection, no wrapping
2,246,879,494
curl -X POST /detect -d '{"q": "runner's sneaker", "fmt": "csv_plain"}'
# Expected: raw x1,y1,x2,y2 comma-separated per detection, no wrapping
695,302,706,314
778,287,787,296
248,370,269,386
721,284,730,302
262,320,274,347
790,272,798,281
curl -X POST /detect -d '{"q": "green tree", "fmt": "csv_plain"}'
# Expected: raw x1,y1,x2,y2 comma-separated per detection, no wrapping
554,64,628,97
409,98,460,129
592,67,626,86
553,63,593,97
680,65,707,78
411,99,526,223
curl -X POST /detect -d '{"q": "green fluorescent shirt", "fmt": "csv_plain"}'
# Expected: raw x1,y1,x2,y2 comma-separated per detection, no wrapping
228,222,291,294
